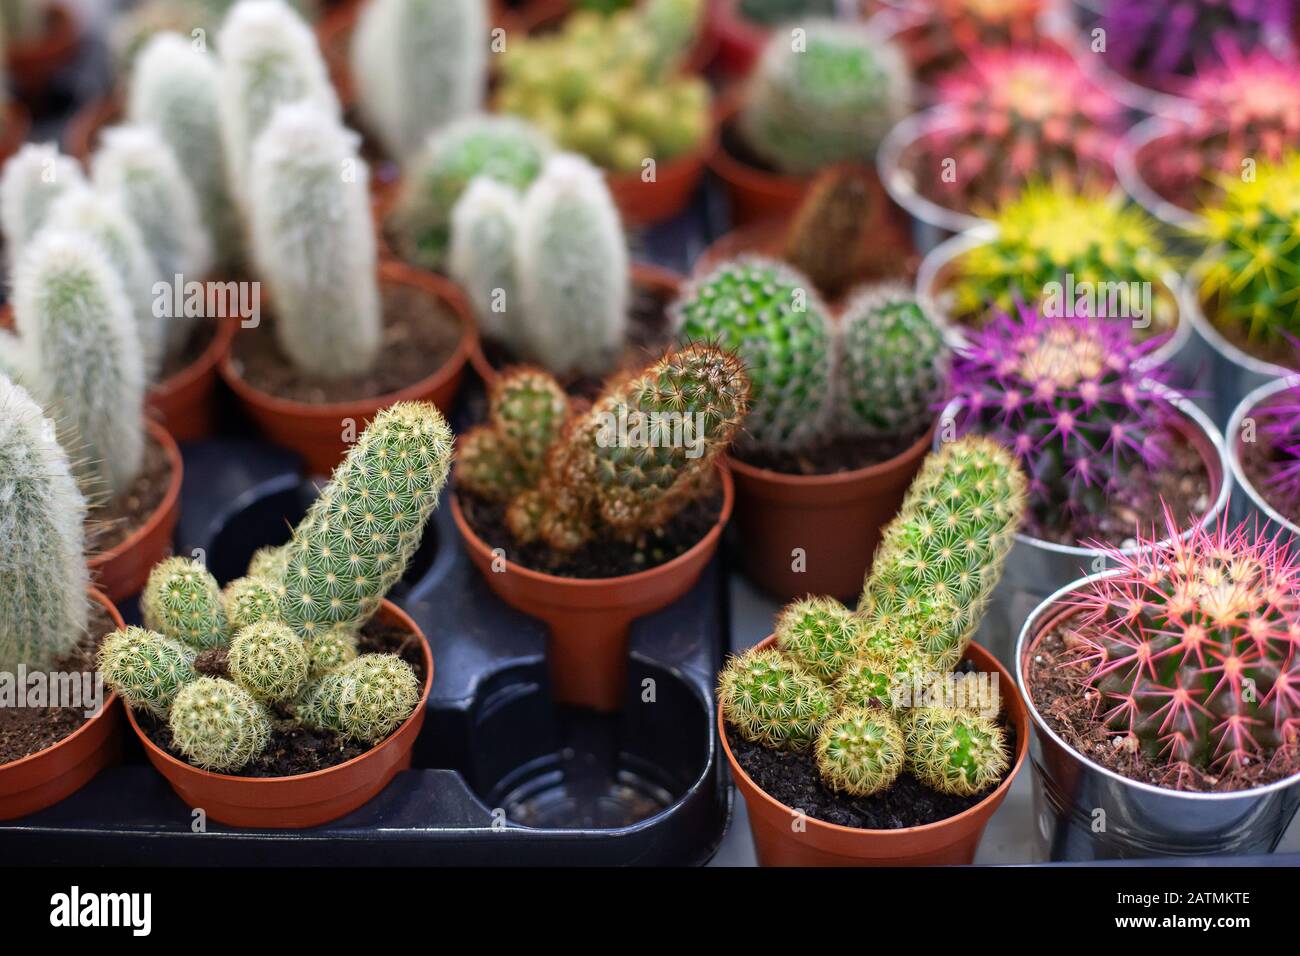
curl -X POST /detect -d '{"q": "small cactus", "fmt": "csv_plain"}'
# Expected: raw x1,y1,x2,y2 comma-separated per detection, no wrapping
780,165,880,300
773,595,860,683
447,177,523,344
717,646,835,750
306,628,359,679
248,544,289,583
815,707,905,796
97,627,197,717
168,676,272,771
297,653,422,743
833,654,896,710
905,707,1009,796
228,620,310,703
0,144,86,274
142,556,228,651
221,575,282,631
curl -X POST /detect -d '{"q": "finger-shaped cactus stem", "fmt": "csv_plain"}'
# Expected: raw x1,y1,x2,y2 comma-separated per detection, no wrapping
0,143,86,272
142,556,228,650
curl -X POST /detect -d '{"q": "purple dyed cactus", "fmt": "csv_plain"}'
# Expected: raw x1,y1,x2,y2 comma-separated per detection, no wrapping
1255,383,1300,503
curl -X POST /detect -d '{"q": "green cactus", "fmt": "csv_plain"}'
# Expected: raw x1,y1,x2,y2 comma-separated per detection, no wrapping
456,425,534,504
458,366,570,504
905,707,1010,797
814,706,906,796
738,19,912,176
0,374,88,674
773,595,860,683
297,653,422,743
97,627,197,717
447,177,523,344
168,676,272,771
833,653,896,710
221,575,282,631
228,620,310,703
248,544,290,585
717,646,835,750
306,628,359,679
0,144,86,273
142,556,229,650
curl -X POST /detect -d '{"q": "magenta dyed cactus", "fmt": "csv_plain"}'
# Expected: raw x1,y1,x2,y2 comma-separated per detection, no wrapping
1254,383,1300,503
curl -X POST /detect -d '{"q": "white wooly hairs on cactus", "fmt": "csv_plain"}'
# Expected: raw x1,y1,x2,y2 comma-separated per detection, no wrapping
0,144,86,272
248,101,382,379
0,374,89,674
217,0,340,195
13,231,147,501
350,0,487,161
0,330,34,389
515,153,629,376
127,32,242,269
448,176,523,344
46,186,169,383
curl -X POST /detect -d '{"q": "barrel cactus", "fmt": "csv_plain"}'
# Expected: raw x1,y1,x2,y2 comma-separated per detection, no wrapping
774,596,861,683
227,620,310,703
168,676,273,772
717,646,836,750
905,707,1009,796
221,575,282,631
815,706,906,796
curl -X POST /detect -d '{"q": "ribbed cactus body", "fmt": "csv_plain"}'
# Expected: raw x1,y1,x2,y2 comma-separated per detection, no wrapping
815,706,905,796
221,575,282,631
773,597,859,683
247,102,381,380
448,177,523,343
350,0,487,161
0,374,88,674
168,676,272,771
97,627,197,717
297,653,422,743
717,646,835,750
0,144,86,273
905,707,1009,796
142,557,228,650
228,620,309,703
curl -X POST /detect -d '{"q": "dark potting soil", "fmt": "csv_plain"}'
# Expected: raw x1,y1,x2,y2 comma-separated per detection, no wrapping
137,622,428,778
0,603,113,765
157,319,217,382
230,281,462,404
458,487,725,579
84,429,173,555
1206,298,1299,372
1241,433,1300,528
1026,622,1300,792
735,426,927,477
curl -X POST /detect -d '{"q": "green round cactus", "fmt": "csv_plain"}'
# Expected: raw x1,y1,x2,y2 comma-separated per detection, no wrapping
718,646,835,750
833,653,896,710
773,596,860,683
248,544,289,585
814,706,905,796
168,677,272,772
456,425,534,504
905,707,1009,797
297,653,422,743
306,628,359,679
142,557,228,651
97,626,197,717
221,575,282,632
228,621,310,703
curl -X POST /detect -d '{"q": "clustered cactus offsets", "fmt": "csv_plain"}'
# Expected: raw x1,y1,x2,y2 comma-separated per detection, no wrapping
719,437,1025,802
457,344,748,565
99,403,451,772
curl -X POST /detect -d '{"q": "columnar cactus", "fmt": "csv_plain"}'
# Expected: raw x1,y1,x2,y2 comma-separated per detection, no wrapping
168,676,273,771
297,653,422,743
447,178,523,343
779,165,878,300
0,374,88,674
774,596,861,682
738,19,912,175
142,556,229,650
458,367,570,503
247,101,382,379
349,0,487,161
815,706,905,796
905,707,1009,797
717,646,836,750
12,231,146,500
97,627,197,717
0,144,86,273
228,620,310,703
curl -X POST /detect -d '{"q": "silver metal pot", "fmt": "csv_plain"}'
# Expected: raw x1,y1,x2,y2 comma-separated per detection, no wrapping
1016,575,1300,860
1225,376,1300,541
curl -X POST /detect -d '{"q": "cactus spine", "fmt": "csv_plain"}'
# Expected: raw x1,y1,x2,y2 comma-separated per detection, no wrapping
0,144,86,273
97,627,197,717
168,676,272,771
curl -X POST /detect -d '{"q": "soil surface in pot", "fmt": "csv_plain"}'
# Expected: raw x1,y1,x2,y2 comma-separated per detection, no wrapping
137,621,428,777
230,281,462,404
1205,298,1300,371
1240,434,1300,527
0,603,113,765
158,320,217,382
719,116,788,178
459,487,724,578
85,429,174,555
1027,621,1300,792
734,425,927,477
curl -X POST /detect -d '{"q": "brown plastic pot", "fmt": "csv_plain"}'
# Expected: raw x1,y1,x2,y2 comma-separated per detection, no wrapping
0,101,32,165
87,420,183,603
5,1,80,103
722,635,1029,866
0,589,124,820
148,317,239,443
451,465,734,712
219,258,476,476
726,422,935,603
125,600,434,828
708,90,814,226
62,92,121,164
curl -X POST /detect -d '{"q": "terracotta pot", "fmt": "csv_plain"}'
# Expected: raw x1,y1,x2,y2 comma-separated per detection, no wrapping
147,317,239,443
125,600,434,828
605,122,716,227
727,423,935,603
708,90,813,226
467,261,683,388
722,636,1029,866
219,258,476,476
0,589,124,820
5,1,80,103
451,465,734,712
0,101,32,165
87,420,183,603
62,92,121,165
316,0,362,108
705,0,770,78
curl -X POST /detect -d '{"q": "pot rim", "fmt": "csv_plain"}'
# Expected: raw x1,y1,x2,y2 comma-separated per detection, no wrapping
1181,262,1298,382
877,106,992,236
934,388,1231,559
0,588,122,773
724,419,937,489
86,419,183,573
1225,375,1300,538
451,461,734,590
218,257,478,419
123,598,433,785
149,315,239,402
720,635,1029,839
1114,113,1205,232
1015,571,1300,801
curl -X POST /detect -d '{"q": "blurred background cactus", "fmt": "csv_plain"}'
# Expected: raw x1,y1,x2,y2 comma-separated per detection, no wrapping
0,143,85,274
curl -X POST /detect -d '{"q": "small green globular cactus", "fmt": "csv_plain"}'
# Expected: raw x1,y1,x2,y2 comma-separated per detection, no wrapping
248,544,289,584
773,596,861,683
739,19,912,176
833,654,896,710
228,620,310,703
350,0,487,161
0,144,86,274
12,230,146,501
168,676,272,772
0,374,88,674
221,575,282,632
448,177,523,344
456,425,534,504
836,283,948,441
281,402,454,639
905,707,1009,796
247,101,382,380
815,706,905,796
97,627,197,717
491,367,571,480
717,646,835,750
142,556,229,650
306,628,359,679
673,256,833,452
297,653,422,743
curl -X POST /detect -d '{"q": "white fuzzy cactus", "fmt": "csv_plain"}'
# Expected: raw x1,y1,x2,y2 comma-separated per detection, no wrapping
13,232,146,501
128,32,242,268
0,373,89,674
0,330,33,389
217,0,340,195
515,153,629,376
448,177,522,344
350,0,487,161
0,144,86,273
247,101,382,379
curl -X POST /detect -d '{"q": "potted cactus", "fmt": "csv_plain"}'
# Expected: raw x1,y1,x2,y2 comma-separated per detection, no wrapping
719,436,1030,866
1226,377,1300,541
673,257,948,600
0,374,127,819
942,303,1231,664
710,17,913,225
703,0,836,77
100,402,451,828
1017,512,1300,859
876,0,1053,85
452,343,747,710
2,0,80,103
